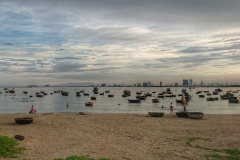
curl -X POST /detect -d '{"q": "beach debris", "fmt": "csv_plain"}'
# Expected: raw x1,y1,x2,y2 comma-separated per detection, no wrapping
14,135,25,141
78,112,86,115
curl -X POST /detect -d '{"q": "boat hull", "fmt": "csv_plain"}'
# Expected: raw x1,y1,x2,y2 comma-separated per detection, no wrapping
148,112,164,117
187,112,204,119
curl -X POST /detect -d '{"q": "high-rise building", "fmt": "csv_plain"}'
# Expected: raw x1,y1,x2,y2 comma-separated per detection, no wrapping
160,81,163,86
189,79,193,86
143,82,148,87
147,81,151,86
175,82,179,86
183,79,188,86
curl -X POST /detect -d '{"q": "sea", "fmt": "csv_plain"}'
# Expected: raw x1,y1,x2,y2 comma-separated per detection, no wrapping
1,87,240,114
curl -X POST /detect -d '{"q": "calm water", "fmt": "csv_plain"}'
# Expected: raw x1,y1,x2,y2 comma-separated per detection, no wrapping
0,87,240,114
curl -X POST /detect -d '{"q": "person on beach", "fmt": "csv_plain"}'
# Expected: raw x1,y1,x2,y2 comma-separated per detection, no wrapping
183,105,186,112
182,97,187,112
170,103,174,116
29,105,35,114
67,102,69,108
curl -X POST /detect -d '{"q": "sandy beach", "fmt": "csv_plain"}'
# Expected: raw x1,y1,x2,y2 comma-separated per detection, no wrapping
0,113,240,160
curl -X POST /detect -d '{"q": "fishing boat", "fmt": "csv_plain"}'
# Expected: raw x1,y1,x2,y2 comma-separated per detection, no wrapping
61,91,69,96
85,102,93,106
90,96,96,100
84,93,90,96
229,97,239,103
145,92,152,96
206,97,215,101
127,99,141,103
100,92,104,95
108,94,114,97
9,90,15,93
15,117,34,124
123,89,131,97
22,91,28,94
187,112,204,119
76,92,81,96
176,111,188,118
105,90,110,93
93,86,99,92
176,99,182,103
199,95,205,98
152,99,160,103
136,96,146,100
122,94,128,97
148,112,164,117
36,94,43,97
158,95,165,98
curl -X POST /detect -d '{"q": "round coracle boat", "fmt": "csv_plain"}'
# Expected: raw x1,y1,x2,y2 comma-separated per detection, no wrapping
148,112,164,117
176,111,188,118
187,112,204,119
15,117,34,124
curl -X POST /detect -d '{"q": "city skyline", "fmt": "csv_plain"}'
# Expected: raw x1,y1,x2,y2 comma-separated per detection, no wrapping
1,0,240,87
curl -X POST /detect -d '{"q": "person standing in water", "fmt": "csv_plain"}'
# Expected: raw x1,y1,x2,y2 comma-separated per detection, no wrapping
67,102,69,108
29,105,35,114
170,103,174,116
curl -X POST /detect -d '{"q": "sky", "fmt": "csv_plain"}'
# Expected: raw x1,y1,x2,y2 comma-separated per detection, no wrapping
1,0,240,87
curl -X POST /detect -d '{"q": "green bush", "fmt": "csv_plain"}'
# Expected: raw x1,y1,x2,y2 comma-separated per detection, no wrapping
54,155,115,160
0,135,25,158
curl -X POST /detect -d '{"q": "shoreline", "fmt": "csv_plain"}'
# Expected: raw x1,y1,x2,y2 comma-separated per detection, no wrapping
1,113,240,160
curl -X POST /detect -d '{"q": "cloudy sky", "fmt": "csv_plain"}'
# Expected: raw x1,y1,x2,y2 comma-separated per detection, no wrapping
1,0,240,87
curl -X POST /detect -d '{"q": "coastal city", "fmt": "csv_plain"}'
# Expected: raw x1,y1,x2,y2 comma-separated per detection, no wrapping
25,78,240,88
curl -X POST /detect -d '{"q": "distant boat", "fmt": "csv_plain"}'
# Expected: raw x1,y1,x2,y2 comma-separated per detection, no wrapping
76,92,81,96
85,102,93,106
108,94,114,97
105,90,110,93
206,97,215,101
152,99,160,103
136,96,146,100
90,96,96,100
84,93,90,96
145,92,152,96
22,91,28,94
100,92,104,95
176,99,182,103
148,112,164,117
127,99,141,103
229,97,239,103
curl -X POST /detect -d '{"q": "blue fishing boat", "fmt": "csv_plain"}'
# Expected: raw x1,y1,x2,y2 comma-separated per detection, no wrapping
127,99,141,103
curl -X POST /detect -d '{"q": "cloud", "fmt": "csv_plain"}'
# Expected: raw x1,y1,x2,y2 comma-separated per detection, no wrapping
3,42,13,45
54,57,82,61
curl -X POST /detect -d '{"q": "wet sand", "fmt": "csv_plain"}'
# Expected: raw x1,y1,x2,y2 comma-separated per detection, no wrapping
0,113,240,160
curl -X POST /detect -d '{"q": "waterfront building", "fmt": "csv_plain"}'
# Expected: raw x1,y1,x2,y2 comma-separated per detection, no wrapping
175,82,178,86
143,82,148,87
160,81,163,86
183,79,188,86
137,83,141,87
189,79,193,86
101,84,107,87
